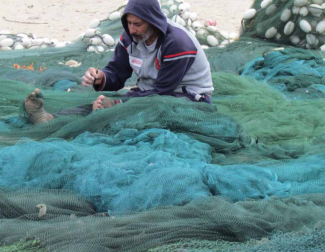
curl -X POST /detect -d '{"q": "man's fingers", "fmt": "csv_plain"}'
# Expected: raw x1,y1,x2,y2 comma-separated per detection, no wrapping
85,71,95,81
81,71,95,87
82,68,102,87
81,77,91,87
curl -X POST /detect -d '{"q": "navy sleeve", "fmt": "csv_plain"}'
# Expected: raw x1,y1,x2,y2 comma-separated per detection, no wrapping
94,35,133,92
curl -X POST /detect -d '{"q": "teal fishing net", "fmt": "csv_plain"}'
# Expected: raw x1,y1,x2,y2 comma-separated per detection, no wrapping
1,0,325,251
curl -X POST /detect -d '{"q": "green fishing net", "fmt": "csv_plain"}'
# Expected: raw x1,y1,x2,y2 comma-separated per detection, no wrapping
1,0,325,251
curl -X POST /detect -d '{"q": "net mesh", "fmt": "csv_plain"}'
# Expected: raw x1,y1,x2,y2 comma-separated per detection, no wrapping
1,0,325,251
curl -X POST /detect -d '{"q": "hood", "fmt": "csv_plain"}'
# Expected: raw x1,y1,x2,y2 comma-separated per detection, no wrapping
121,0,168,40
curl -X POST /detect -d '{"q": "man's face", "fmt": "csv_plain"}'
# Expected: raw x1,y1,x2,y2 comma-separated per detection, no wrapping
126,14,154,42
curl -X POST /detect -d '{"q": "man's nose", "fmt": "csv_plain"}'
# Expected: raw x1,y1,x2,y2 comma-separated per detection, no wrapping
129,25,136,34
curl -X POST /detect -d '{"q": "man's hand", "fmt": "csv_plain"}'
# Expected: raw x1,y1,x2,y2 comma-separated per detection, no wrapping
81,67,105,87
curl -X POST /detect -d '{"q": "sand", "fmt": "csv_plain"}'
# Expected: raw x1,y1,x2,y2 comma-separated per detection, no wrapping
0,0,254,42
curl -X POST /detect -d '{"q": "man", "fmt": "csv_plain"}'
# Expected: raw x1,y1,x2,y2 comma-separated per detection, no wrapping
83,0,214,110
24,0,214,124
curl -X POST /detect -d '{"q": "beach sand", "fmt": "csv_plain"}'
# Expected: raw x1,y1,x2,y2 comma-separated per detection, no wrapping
0,0,254,42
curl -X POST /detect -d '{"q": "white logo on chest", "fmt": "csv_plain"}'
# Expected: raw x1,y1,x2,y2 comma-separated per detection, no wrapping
129,56,143,68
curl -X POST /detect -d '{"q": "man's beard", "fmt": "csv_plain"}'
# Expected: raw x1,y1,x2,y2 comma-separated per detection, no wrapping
132,26,155,43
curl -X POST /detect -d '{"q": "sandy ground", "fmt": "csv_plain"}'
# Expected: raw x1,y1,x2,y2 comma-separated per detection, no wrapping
0,0,253,42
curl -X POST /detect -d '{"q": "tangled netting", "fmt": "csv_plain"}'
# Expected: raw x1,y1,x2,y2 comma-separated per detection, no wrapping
1,0,325,251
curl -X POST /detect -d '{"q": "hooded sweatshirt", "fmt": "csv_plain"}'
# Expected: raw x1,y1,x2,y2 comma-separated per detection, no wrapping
96,0,214,100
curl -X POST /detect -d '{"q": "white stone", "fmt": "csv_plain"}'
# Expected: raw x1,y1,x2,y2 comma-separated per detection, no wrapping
43,38,50,44
197,29,208,36
85,29,97,38
299,19,312,33
207,35,218,46
309,4,323,17
266,4,277,15
265,27,277,38
229,32,239,39
97,46,105,52
306,34,318,45
32,38,44,45
87,46,96,52
90,37,102,45
0,38,14,47
14,43,24,50
220,31,229,38
103,34,115,46
181,11,189,19
56,42,67,47
284,21,295,35
192,21,202,31
280,9,291,22
169,5,178,14
243,9,256,19
290,35,300,45
299,6,309,16
21,38,32,48
316,19,325,34
207,26,218,33
189,12,198,21
183,2,191,11
89,19,101,28
294,0,308,7
292,6,301,14
50,39,58,46
261,0,272,9
109,11,121,21
178,3,187,13
172,15,186,26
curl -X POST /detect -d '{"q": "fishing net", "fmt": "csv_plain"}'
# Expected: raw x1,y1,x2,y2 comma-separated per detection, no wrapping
1,0,325,251
241,0,325,50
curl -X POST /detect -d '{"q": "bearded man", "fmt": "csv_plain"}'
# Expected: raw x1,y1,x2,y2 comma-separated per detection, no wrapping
82,0,214,110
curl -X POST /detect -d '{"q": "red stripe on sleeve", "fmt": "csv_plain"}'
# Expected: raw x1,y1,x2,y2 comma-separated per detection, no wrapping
164,51,197,59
